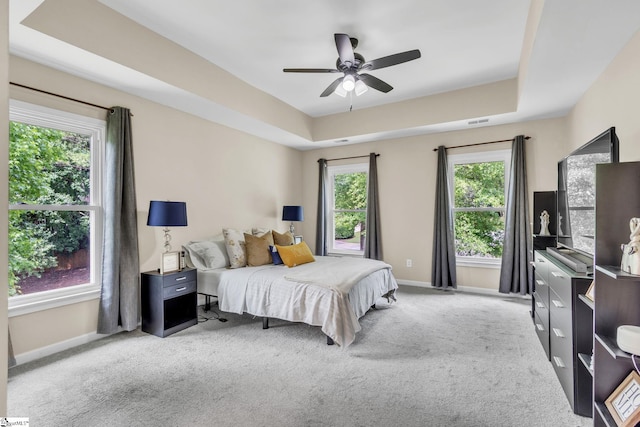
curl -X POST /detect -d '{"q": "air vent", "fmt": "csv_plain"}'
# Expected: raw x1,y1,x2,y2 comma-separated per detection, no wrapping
468,118,490,125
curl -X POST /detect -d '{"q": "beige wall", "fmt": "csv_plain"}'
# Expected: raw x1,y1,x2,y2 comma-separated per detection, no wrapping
1,0,9,415
567,28,640,162
301,118,567,289
8,57,302,358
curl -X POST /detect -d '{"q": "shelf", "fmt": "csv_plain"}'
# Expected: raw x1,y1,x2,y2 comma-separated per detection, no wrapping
595,333,632,359
595,265,640,280
578,293,594,310
594,401,616,427
578,352,593,376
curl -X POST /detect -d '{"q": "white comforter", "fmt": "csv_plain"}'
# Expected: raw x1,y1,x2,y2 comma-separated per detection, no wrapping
217,256,397,347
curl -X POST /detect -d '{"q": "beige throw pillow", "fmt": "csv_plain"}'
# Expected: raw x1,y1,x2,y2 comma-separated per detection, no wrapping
244,233,273,266
273,230,294,246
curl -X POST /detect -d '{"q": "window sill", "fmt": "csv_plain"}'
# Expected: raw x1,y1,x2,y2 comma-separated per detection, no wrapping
456,256,501,269
9,284,101,317
326,251,364,258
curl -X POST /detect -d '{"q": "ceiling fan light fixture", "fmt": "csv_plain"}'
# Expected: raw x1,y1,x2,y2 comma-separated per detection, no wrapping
334,84,348,97
354,79,368,96
342,74,356,91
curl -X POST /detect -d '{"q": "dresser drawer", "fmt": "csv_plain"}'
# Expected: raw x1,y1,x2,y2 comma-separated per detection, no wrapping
548,266,572,308
533,290,549,321
534,271,549,306
534,251,550,284
549,287,571,326
163,280,197,300
162,269,197,287
550,318,575,408
534,311,550,360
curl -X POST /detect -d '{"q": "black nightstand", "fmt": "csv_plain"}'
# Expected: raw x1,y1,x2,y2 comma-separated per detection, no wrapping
141,268,197,337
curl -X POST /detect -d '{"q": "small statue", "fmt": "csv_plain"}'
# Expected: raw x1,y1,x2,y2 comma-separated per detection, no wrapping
621,218,640,275
558,215,564,236
540,210,551,236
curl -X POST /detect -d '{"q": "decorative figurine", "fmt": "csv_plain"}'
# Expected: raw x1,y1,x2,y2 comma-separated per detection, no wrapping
540,210,551,236
620,217,640,275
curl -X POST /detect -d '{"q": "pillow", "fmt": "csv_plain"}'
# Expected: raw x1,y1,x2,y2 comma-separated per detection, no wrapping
222,228,248,268
275,241,315,268
182,239,229,270
252,227,271,236
270,245,283,265
256,230,274,246
244,233,273,266
273,230,294,246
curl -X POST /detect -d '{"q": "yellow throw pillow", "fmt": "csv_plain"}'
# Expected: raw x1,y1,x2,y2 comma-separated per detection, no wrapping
244,233,272,266
273,230,294,246
275,241,315,268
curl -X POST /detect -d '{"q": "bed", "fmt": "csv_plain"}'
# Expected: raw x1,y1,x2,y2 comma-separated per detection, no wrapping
195,256,398,347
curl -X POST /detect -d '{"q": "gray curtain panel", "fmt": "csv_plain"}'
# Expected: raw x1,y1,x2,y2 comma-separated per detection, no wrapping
315,159,328,256
499,135,533,295
364,153,382,260
432,145,457,288
97,107,140,334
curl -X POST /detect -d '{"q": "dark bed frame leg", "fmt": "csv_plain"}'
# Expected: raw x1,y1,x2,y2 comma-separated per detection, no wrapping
262,317,269,329
204,295,212,312
326,336,334,346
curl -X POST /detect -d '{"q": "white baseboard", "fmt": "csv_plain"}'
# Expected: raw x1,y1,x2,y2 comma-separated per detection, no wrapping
12,331,111,366
396,279,530,299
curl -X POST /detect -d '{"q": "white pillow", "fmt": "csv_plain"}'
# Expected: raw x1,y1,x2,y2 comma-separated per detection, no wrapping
183,240,228,270
222,228,248,269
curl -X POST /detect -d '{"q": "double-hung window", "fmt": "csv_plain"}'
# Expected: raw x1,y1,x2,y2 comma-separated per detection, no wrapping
448,149,511,266
8,100,104,315
327,163,368,256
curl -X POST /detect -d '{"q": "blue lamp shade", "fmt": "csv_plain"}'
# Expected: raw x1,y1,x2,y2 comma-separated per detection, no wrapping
282,205,304,222
147,201,188,227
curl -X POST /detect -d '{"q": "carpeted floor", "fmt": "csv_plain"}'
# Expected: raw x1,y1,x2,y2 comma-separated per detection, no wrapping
8,286,592,426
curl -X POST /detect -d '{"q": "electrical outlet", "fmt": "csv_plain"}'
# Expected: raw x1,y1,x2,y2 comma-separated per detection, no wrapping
406,259,412,268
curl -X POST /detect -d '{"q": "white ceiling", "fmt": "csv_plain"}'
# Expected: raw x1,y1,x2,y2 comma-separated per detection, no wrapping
9,0,640,150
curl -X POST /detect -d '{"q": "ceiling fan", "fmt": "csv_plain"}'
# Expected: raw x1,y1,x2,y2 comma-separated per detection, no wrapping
283,33,421,98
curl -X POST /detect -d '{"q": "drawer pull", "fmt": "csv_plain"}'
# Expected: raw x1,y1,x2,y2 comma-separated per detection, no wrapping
175,276,187,281
175,286,187,292
552,299,565,308
536,280,545,286
553,328,565,338
536,302,545,309
551,272,564,278
536,323,544,331
553,356,565,368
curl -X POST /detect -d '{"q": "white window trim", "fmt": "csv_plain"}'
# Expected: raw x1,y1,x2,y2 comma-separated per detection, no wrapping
448,149,511,266
8,100,105,317
326,163,368,257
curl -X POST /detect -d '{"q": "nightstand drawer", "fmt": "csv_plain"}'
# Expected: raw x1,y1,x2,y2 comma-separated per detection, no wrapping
162,269,196,287
163,280,196,300
534,251,550,283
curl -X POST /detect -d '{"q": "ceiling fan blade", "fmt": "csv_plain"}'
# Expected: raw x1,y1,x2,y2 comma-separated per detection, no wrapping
334,33,355,67
362,49,421,71
358,73,393,93
283,68,340,73
320,77,344,97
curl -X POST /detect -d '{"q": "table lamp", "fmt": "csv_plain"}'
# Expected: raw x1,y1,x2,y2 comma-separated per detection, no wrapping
147,200,188,252
282,205,304,235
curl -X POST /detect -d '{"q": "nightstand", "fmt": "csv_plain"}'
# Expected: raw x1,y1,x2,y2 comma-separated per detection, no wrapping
141,268,197,337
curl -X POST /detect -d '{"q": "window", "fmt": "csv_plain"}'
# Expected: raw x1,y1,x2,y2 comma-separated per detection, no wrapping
327,164,368,256
8,100,104,315
448,150,511,266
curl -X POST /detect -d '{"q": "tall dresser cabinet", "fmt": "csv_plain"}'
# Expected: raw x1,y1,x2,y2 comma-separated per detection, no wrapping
533,250,593,416
592,162,640,426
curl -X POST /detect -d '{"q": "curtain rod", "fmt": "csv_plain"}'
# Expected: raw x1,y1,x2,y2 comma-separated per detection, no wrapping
320,153,380,163
432,136,530,151
10,81,113,112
